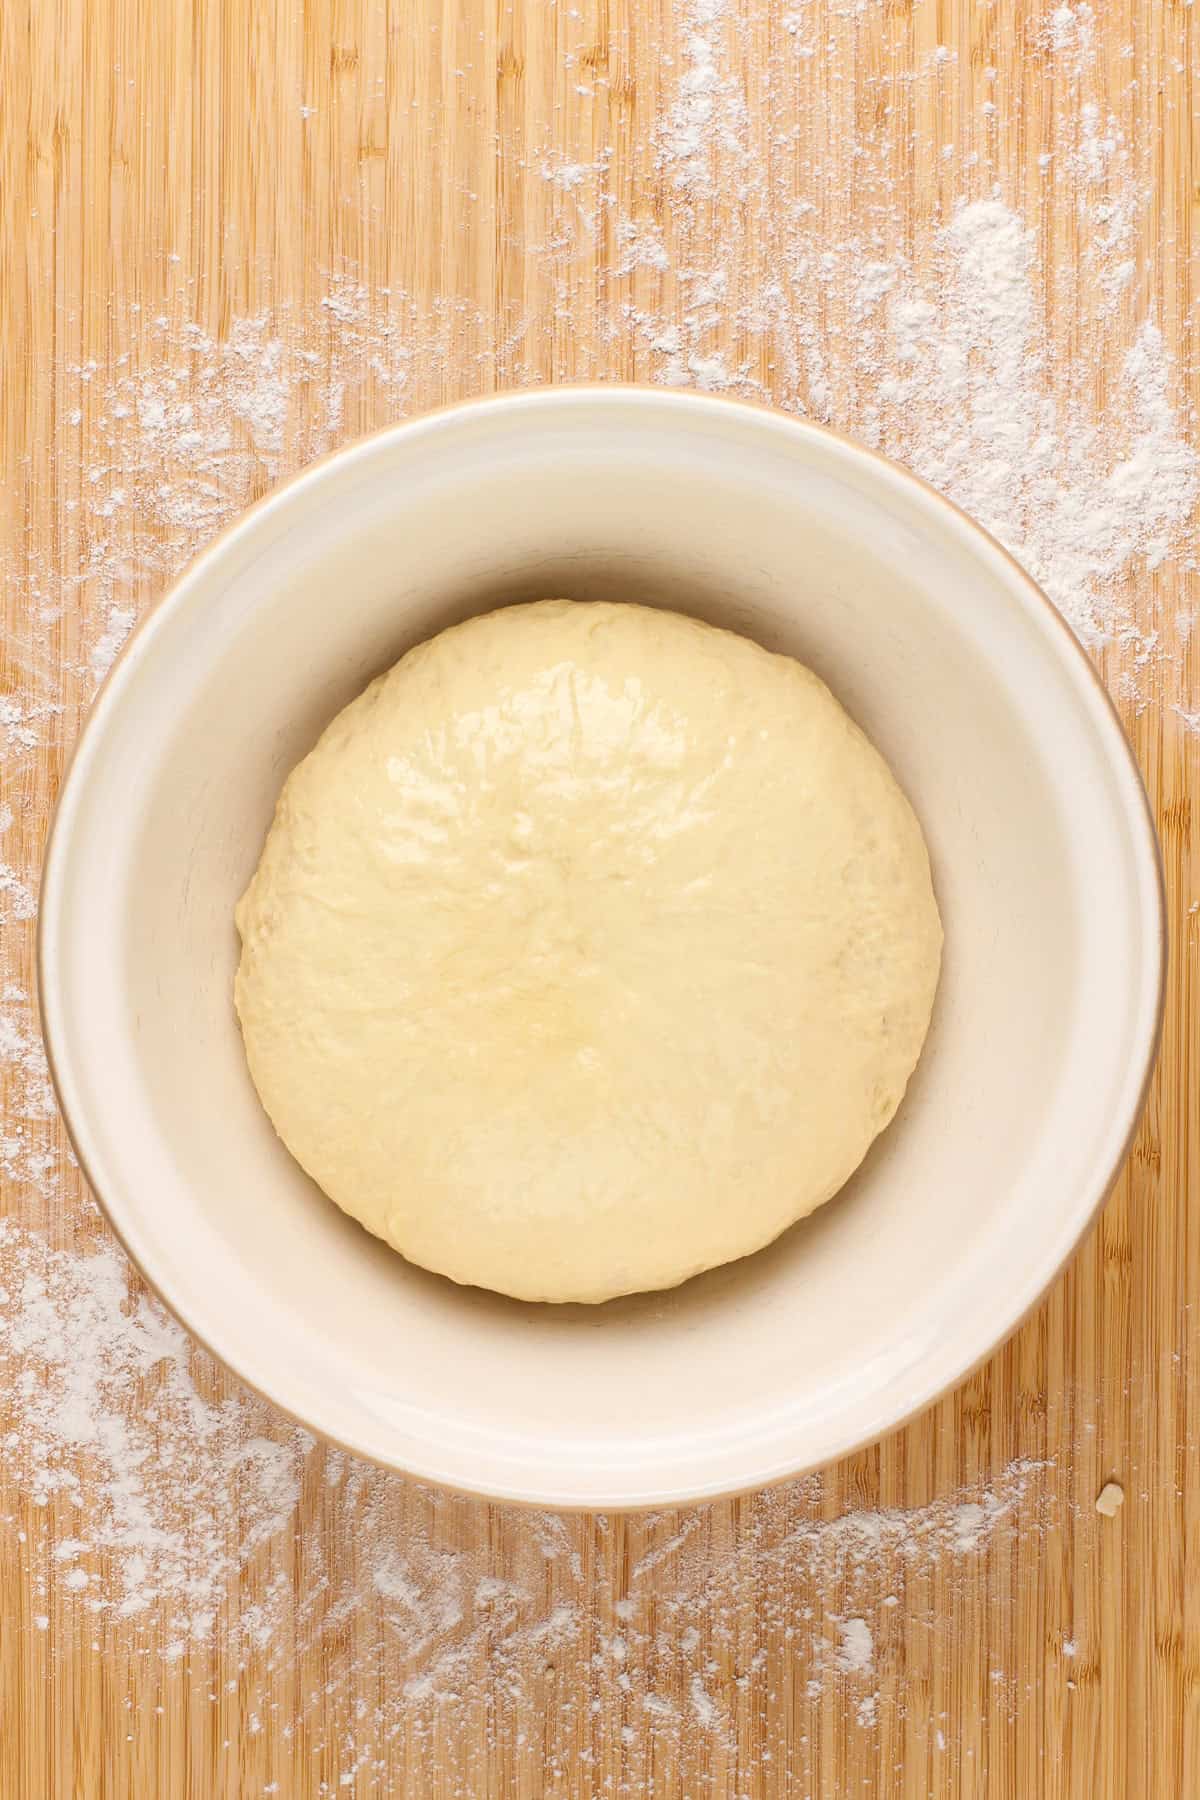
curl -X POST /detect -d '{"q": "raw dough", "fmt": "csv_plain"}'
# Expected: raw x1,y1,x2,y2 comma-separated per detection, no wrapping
235,600,942,1303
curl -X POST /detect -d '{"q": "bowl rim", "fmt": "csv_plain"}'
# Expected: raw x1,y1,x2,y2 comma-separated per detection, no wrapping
37,384,1167,1510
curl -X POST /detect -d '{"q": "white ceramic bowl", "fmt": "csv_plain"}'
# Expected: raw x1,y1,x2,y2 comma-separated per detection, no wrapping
39,389,1164,1509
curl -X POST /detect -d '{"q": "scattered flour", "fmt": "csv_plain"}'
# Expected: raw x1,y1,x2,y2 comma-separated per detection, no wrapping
0,1212,1053,1771
0,0,1194,1785
8,6,1190,727
0,1222,305,1640
655,0,749,199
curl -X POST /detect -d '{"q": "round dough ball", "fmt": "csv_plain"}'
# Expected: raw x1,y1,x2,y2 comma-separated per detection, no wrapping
235,600,942,1304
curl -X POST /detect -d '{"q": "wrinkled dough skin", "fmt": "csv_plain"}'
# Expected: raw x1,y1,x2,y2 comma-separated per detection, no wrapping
235,600,943,1303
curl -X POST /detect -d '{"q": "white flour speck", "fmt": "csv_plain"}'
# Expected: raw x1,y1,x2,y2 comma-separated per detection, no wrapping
689,1671,720,1727
87,606,137,684
835,1617,875,1675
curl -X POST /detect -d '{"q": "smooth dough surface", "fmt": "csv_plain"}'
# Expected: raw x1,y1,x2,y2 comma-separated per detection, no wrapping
235,600,942,1303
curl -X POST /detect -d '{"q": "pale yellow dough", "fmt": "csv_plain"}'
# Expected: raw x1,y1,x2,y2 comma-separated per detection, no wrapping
235,600,942,1303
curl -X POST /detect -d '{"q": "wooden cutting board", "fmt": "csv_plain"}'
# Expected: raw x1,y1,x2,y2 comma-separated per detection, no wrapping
1,0,1196,1794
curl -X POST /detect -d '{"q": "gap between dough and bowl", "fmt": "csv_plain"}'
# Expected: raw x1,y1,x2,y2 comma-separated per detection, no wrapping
38,389,1165,1507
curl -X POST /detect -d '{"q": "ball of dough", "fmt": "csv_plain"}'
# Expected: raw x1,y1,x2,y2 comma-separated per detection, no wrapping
235,600,942,1303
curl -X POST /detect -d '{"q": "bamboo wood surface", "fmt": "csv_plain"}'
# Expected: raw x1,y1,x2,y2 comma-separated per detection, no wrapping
0,0,1197,1795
